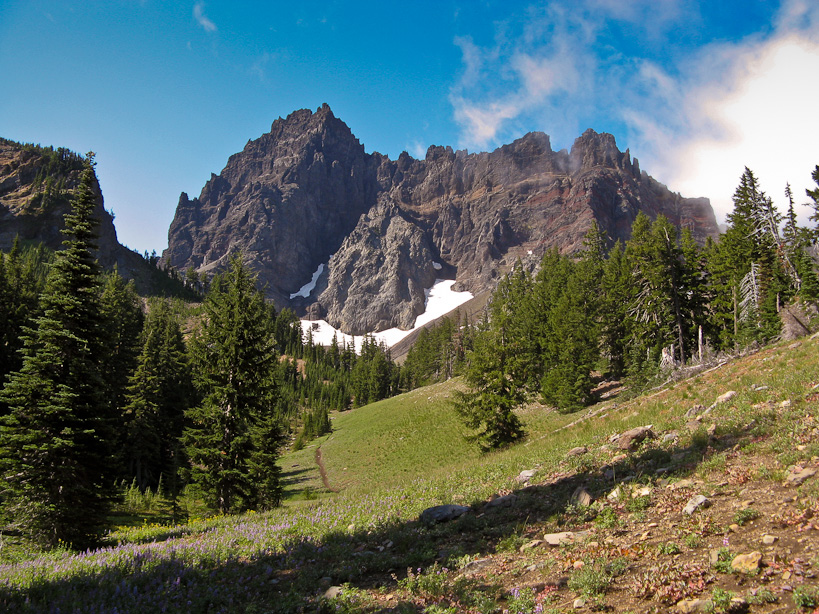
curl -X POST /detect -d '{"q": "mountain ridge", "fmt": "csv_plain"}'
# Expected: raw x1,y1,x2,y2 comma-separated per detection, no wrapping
162,104,720,335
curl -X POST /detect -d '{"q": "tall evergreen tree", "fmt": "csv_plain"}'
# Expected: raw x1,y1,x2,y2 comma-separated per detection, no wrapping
0,154,113,547
538,251,601,412
452,320,525,450
121,299,192,491
184,253,283,513
99,269,143,426
0,240,50,392
806,165,819,237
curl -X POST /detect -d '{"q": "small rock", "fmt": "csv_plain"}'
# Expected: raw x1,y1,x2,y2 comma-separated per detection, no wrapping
709,549,721,565
685,404,705,419
780,399,792,409
607,487,621,501
729,523,740,533
788,341,802,349
571,486,594,507
517,469,537,483
573,596,586,608
762,534,778,545
459,557,493,576
716,390,738,404
785,466,817,486
567,446,588,457
730,597,748,610
633,485,652,498
485,493,517,510
543,531,586,546
573,560,585,569
520,539,543,553
683,494,710,515
706,424,717,437
731,551,763,573
616,426,656,451
663,431,680,443
610,453,628,463
675,598,712,613
324,586,344,600
419,504,470,525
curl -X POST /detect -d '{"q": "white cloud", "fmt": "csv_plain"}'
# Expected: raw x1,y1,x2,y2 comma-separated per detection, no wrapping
449,0,819,226
654,30,819,224
408,140,427,159
193,2,217,33
449,7,596,150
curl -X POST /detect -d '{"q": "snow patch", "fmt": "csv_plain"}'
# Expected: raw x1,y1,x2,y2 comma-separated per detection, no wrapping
290,263,325,299
300,279,473,352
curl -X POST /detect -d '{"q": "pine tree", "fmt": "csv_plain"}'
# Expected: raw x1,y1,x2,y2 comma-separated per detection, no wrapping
0,240,49,391
539,253,601,412
99,269,143,429
807,165,819,237
452,320,525,450
0,154,113,547
121,299,192,492
184,253,283,513
599,242,635,378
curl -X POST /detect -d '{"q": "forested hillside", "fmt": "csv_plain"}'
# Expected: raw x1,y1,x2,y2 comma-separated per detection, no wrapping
1,151,817,554
449,166,819,449
0,154,402,548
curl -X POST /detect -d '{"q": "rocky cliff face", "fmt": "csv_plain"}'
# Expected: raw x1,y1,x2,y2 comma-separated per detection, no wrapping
0,139,165,290
164,106,719,335
0,140,123,267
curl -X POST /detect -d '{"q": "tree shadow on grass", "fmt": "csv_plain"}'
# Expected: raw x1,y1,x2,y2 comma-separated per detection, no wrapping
0,420,759,613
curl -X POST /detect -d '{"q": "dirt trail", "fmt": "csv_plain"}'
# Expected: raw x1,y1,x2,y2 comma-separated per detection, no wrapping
315,446,340,493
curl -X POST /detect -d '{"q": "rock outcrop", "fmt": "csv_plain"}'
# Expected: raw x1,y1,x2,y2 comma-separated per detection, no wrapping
0,141,120,266
163,105,720,334
0,139,173,292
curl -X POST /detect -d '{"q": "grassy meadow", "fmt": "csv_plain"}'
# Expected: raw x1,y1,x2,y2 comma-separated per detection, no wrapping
1,334,819,612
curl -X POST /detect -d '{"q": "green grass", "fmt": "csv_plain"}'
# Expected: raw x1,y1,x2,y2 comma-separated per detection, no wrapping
3,334,819,613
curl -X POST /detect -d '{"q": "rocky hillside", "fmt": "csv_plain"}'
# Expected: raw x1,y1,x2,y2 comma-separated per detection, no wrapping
164,105,719,335
0,138,184,295
0,140,122,266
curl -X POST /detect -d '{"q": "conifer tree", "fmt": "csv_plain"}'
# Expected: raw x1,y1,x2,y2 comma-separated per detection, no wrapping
0,240,49,391
452,320,524,450
539,253,601,411
184,253,283,513
99,269,143,425
121,299,192,491
0,154,113,547
806,165,819,237
599,242,635,378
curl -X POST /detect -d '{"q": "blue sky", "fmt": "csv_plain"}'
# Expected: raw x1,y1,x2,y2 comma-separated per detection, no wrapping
1,1,818,254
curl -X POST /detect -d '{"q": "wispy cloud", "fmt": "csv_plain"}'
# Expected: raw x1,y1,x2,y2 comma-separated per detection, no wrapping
193,2,217,33
449,0,819,223
449,5,597,150
407,140,428,159
662,32,819,223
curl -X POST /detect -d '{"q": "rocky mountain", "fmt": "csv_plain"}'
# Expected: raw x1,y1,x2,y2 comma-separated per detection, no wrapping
164,105,719,335
0,140,122,264
0,138,184,295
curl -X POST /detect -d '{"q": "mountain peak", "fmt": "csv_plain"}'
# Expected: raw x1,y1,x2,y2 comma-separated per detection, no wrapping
163,110,719,335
